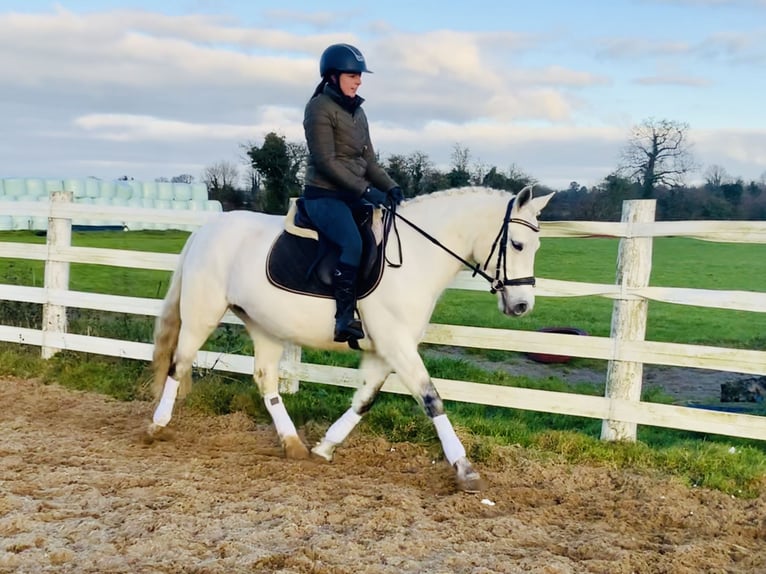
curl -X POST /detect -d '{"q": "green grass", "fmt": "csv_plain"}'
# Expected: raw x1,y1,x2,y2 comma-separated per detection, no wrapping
1,230,765,496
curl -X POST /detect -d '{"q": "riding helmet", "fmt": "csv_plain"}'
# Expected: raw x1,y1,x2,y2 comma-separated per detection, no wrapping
319,43,372,77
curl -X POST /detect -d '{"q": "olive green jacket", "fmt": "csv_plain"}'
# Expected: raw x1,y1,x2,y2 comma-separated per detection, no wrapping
303,87,396,200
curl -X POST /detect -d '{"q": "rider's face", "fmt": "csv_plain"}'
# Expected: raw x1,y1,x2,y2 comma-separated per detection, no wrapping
338,73,362,98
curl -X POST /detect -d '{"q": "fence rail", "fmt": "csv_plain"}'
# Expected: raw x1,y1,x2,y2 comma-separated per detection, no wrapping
1,192,765,442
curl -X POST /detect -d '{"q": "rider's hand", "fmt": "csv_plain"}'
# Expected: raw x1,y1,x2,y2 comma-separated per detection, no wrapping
363,186,388,207
387,186,404,206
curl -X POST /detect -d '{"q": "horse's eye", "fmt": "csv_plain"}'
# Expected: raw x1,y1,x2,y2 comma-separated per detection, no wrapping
511,240,523,251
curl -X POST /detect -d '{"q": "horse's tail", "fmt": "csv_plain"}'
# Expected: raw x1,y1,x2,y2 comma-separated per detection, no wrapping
151,233,195,400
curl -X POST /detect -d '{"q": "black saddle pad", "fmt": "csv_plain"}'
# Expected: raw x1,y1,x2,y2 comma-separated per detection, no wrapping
266,232,385,299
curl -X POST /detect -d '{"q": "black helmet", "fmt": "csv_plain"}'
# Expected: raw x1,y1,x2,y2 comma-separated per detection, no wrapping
319,43,372,77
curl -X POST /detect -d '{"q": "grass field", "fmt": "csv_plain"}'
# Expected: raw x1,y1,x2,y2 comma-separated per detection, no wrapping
1,229,765,495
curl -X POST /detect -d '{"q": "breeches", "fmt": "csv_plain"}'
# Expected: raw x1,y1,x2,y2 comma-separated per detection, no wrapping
302,197,363,267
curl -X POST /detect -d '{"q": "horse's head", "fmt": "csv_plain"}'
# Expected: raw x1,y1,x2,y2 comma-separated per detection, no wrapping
477,185,554,318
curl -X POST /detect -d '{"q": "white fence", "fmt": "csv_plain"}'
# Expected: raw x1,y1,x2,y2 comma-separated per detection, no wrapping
1,193,765,443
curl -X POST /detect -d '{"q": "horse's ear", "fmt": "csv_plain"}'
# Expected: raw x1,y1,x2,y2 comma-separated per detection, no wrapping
514,185,535,210
531,191,555,215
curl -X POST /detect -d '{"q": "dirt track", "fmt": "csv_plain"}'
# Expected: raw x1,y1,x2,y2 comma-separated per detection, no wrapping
1,377,765,574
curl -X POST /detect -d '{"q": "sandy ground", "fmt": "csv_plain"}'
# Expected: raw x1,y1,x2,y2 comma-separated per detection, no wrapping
2,377,766,574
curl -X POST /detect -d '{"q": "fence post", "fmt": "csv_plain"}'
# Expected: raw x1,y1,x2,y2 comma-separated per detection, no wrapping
601,199,656,441
41,191,73,359
279,342,301,394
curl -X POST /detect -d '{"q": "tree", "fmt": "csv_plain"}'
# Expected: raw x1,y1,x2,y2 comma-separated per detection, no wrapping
447,143,471,188
246,132,306,214
203,161,239,191
203,161,241,209
481,164,536,192
619,118,697,198
704,164,729,189
171,174,194,184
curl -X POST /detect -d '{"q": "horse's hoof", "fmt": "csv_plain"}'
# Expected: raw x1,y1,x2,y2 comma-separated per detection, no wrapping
454,457,486,493
310,440,336,462
141,422,174,444
457,474,487,493
283,435,310,459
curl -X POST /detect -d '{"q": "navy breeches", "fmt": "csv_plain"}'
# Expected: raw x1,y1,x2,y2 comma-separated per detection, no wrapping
302,197,363,267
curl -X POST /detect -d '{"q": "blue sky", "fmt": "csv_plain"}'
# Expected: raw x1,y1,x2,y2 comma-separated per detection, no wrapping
2,0,765,189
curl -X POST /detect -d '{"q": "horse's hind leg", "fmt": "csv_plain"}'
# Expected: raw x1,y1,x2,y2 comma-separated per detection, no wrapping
312,353,392,461
146,299,226,440
247,327,309,459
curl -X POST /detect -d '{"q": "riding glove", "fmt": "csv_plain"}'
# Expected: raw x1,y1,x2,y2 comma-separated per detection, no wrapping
388,186,404,206
363,186,388,207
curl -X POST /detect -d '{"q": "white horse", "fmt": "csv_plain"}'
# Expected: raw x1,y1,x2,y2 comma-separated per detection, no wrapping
147,185,554,492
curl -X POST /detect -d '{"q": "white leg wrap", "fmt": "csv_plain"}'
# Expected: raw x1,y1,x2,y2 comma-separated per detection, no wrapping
152,376,180,427
433,414,466,466
264,393,298,439
323,408,362,446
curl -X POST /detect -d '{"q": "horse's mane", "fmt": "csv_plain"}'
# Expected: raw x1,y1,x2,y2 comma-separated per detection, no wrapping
403,186,514,207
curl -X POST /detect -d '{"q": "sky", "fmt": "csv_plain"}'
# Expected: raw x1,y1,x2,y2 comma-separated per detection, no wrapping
1,0,765,190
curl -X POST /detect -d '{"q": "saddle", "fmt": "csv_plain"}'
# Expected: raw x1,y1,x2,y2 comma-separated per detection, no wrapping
266,198,387,298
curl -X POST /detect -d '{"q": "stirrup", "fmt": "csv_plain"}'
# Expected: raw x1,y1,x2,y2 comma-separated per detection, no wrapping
334,319,364,343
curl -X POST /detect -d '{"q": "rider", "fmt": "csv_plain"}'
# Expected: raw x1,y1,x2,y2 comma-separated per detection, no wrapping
301,43,404,343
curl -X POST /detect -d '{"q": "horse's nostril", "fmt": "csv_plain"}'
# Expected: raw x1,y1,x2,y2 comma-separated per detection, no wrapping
514,302,528,315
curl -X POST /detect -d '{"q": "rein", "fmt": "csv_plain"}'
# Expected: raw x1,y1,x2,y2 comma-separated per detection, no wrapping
383,196,540,293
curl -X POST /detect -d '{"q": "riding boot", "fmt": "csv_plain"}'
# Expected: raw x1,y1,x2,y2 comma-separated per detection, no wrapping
332,262,365,342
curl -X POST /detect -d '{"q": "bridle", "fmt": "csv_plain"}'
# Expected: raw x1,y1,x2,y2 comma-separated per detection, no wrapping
382,196,540,293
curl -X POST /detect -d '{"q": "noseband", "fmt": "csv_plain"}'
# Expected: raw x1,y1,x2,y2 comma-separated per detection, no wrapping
385,196,539,294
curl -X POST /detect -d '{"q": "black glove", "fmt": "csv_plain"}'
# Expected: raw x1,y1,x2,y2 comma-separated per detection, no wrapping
363,186,388,207
387,186,404,206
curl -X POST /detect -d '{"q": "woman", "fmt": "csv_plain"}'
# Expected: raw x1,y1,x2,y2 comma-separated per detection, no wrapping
302,43,403,344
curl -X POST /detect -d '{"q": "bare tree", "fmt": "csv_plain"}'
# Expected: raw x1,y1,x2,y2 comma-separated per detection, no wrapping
704,164,730,189
171,174,195,184
203,161,239,191
619,118,697,198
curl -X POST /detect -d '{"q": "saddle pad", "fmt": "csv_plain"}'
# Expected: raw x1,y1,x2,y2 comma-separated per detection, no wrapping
266,231,385,299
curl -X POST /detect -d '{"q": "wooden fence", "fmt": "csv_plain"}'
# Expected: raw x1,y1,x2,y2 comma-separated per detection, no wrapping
1,192,765,443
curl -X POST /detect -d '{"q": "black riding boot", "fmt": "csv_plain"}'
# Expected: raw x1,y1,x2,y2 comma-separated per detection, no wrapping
332,262,365,342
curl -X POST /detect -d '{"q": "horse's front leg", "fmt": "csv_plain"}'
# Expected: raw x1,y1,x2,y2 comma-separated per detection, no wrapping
250,330,309,459
312,353,392,461
375,337,485,493
421,379,485,493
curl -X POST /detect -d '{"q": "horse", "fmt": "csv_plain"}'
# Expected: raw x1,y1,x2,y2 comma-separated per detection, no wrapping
146,185,554,492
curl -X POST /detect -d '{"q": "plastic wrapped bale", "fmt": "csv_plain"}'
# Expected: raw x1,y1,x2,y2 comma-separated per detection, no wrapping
85,178,101,198
115,181,133,200
99,180,117,199
154,198,172,230
0,215,13,230
63,179,87,198
0,179,4,197
3,178,26,198
129,180,143,198
12,216,30,230
72,197,93,226
30,216,49,231
24,178,46,199
142,181,158,199
191,183,209,201
173,183,192,201
156,181,174,201
187,199,208,211
125,198,145,230
45,179,65,195
205,200,223,212
140,197,159,229
170,199,193,231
